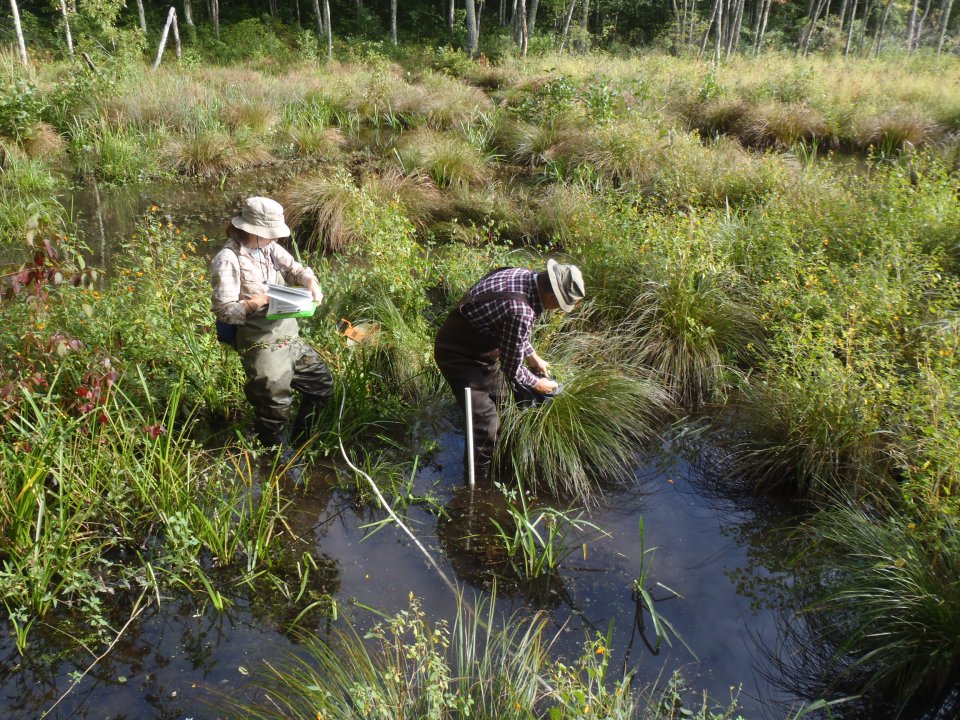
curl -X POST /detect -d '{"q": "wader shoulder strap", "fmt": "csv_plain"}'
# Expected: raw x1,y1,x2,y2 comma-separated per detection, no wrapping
458,267,532,312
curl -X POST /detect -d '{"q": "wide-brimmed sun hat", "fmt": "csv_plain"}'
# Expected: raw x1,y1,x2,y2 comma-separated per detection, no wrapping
231,196,291,239
546,259,585,312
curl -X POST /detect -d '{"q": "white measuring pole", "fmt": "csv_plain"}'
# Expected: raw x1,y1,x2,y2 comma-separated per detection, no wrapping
464,387,475,488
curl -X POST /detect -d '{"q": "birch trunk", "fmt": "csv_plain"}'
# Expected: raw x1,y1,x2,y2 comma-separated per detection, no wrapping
844,0,858,54
914,0,933,49
183,0,194,26
700,0,721,57
714,0,724,61
689,0,698,45
857,0,874,53
10,0,28,66
465,0,479,55
838,0,849,32
873,0,894,56
153,7,179,69
728,0,745,56
390,0,397,44
905,0,919,48
59,0,74,59
324,0,332,58
449,0,456,35
136,0,148,34
558,0,577,51
937,0,955,53
312,0,324,35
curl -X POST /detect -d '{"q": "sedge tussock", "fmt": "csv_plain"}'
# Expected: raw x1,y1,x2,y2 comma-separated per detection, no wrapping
395,128,491,188
281,169,363,252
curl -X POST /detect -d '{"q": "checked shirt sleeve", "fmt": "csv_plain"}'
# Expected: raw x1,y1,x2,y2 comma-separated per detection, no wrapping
499,303,540,388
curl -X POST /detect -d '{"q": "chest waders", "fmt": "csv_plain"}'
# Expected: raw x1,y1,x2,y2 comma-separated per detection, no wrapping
434,283,532,483
235,283,334,450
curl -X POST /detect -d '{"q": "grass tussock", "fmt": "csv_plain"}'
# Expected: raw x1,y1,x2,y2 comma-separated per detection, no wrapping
281,169,364,252
497,324,670,504
364,168,445,228
163,127,273,176
802,504,960,715
283,125,347,157
738,102,829,149
395,128,492,188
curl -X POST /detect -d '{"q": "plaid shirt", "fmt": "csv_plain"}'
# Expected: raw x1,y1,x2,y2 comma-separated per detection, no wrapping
461,268,543,388
210,237,317,324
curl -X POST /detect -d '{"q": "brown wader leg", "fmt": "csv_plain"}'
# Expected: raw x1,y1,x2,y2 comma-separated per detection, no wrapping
435,309,501,483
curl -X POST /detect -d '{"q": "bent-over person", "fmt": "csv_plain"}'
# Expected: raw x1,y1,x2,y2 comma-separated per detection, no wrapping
434,260,585,483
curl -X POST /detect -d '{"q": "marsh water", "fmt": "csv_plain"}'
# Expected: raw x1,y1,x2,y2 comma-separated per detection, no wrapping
1,178,808,719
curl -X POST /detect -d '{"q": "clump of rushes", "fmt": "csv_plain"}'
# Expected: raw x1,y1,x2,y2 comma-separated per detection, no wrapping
496,325,670,504
800,503,960,716
494,117,592,170
282,124,347,157
230,594,649,720
405,71,493,130
220,98,280,135
733,349,892,499
364,168,445,229
626,258,759,406
163,125,272,177
858,109,940,154
738,101,829,149
395,127,491,188
281,168,365,252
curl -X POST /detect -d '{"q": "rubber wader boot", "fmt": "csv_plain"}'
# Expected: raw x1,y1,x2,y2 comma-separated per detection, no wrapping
256,423,304,485
291,397,324,448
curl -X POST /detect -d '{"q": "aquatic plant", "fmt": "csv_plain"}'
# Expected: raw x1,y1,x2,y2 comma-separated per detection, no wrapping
489,489,607,579
800,503,960,716
496,326,671,503
395,127,492,188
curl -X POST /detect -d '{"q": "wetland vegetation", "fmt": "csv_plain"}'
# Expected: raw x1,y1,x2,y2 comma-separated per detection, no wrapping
2,0,960,716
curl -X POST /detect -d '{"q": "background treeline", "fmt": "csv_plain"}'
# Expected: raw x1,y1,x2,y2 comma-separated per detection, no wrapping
2,0,958,66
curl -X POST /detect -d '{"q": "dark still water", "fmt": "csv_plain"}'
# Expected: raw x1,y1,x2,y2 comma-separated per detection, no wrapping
0,430,809,719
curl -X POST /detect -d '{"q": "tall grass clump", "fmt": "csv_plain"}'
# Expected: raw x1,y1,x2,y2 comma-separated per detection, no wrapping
230,593,659,720
799,503,960,716
163,123,272,176
0,155,65,246
496,324,670,504
395,127,492,188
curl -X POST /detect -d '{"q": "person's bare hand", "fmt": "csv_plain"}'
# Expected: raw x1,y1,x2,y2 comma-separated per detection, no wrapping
246,294,269,312
526,352,550,377
533,378,558,395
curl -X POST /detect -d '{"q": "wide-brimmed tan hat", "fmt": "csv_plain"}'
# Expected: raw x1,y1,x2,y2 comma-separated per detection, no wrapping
231,196,291,239
546,259,585,312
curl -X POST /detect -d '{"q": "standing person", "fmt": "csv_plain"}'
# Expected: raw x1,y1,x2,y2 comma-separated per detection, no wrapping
210,196,334,456
434,260,585,482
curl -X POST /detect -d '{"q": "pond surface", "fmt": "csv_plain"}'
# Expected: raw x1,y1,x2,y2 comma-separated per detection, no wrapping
0,427,808,719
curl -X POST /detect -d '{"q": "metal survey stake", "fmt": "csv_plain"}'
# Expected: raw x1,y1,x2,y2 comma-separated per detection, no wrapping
464,387,475,488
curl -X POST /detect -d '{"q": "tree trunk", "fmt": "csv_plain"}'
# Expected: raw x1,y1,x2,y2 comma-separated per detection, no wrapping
465,0,479,54
390,0,397,43
136,0,148,34
153,7,180,68
937,0,955,53
700,0,721,57
449,0,456,35
800,0,827,54
873,0,894,56
9,0,28,65
580,0,589,50
59,0,74,59
324,0,332,58
905,0,919,49
757,0,772,51
914,0,934,50
312,0,324,34
838,0,849,32
714,0,724,61
527,0,539,35
857,0,874,53
689,0,698,45
211,0,220,39
728,0,745,56
844,0,859,54
183,0,194,26
558,0,577,51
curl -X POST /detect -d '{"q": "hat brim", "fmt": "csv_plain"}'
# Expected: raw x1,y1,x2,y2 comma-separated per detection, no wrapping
546,258,574,312
231,215,291,240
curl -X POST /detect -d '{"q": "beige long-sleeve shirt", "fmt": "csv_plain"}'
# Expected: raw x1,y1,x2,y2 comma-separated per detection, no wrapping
210,237,317,325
